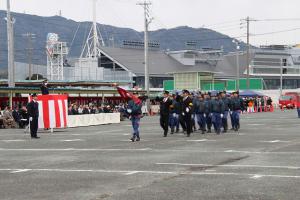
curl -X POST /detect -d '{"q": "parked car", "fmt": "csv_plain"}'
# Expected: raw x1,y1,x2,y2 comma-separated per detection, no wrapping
279,92,300,109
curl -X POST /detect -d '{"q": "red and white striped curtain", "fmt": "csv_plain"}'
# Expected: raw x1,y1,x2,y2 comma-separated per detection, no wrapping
29,95,68,129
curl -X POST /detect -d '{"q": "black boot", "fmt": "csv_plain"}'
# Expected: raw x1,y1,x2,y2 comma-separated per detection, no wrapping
164,130,168,137
171,128,174,134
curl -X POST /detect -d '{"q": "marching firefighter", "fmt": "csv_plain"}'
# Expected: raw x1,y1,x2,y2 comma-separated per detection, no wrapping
159,91,173,137
230,91,244,131
181,90,193,137
211,93,225,134
204,93,212,133
221,91,230,133
195,94,206,134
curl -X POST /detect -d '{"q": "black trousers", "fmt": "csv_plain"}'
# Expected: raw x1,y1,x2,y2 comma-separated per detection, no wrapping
30,118,39,138
183,114,192,135
179,115,186,131
160,114,169,134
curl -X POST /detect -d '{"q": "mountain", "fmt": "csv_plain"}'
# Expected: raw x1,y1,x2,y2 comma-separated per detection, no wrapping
0,10,247,71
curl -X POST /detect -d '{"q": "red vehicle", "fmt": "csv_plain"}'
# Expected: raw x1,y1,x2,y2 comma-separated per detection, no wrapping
279,92,299,109
279,94,296,109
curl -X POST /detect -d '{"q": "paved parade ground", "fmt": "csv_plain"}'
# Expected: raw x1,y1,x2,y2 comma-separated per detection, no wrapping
1,110,300,200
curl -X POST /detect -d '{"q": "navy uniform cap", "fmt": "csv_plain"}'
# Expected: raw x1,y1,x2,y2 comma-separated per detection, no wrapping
182,89,190,94
31,93,37,97
164,90,169,95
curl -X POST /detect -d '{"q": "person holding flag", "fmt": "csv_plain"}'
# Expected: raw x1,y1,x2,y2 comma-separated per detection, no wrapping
116,86,143,142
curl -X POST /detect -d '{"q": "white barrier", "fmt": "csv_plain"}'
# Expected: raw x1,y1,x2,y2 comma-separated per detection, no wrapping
67,113,120,128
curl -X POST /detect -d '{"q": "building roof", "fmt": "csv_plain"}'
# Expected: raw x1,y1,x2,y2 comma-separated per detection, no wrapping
99,47,218,76
215,52,255,79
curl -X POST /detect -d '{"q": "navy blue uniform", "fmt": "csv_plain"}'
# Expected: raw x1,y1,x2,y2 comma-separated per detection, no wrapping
27,100,39,138
169,99,180,133
230,97,244,131
40,84,49,95
195,98,206,133
221,97,231,132
211,98,225,134
204,98,212,133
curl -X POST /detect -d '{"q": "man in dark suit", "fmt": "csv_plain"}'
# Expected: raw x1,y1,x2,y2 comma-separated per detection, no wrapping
27,93,40,139
159,91,173,137
182,89,193,137
40,80,49,95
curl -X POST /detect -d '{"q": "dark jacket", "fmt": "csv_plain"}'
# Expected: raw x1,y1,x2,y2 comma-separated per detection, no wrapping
222,97,231,111
160,97,172,116
40,84,49,95
127,100,142,116
231,97,244,111
204,99,212,114
182,96,193,116
211,98,225,113
27,100,39,118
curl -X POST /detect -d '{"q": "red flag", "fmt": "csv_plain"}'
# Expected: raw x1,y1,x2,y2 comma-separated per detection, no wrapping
116,87,141,104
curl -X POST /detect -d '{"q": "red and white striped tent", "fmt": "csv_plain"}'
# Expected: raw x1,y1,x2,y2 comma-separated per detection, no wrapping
29,94,68,129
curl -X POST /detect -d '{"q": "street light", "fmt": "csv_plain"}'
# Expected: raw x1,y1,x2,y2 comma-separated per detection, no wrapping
232,40,240,91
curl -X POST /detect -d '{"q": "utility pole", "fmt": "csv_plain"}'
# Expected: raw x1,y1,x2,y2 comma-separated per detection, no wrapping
22,33,36,80
7,0,15,88
280,58,283,96
246,16,250,89
6,0,15,108
232,40,240,91
137,0,152,113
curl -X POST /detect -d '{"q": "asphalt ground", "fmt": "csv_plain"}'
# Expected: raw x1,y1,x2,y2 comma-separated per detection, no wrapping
0,110,300,200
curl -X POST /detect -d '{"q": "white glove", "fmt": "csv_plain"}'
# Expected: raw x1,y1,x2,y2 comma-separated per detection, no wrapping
29,117,33,121
210,113,213,117
127,109,132,114
182,112,185,116
186,108,190,113
230,111,233,115
220,114,224,118
173,113,176,117
204,114,206,117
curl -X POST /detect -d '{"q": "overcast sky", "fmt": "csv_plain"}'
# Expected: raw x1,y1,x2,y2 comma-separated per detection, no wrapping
1,0,300,46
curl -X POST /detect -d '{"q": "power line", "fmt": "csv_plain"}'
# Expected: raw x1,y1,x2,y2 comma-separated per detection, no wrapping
257,18,300,22
252,27,300,36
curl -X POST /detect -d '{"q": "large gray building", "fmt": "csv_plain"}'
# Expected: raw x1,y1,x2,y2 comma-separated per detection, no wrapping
14,44,300,90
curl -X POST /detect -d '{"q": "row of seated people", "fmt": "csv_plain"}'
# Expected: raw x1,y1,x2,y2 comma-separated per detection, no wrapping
0,106,29,129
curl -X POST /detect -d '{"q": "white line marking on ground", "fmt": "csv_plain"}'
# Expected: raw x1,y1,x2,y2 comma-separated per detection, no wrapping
60,139,83,142
0,148,299,155
247,124,265,126
123,134,130,136
250,174,263,179
125,171,139,175
0,148,152,152
156,163,300,170
186,139,216,142
260,140,290,143
0,140,26,142
1,168,300,179
10,169,31,174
